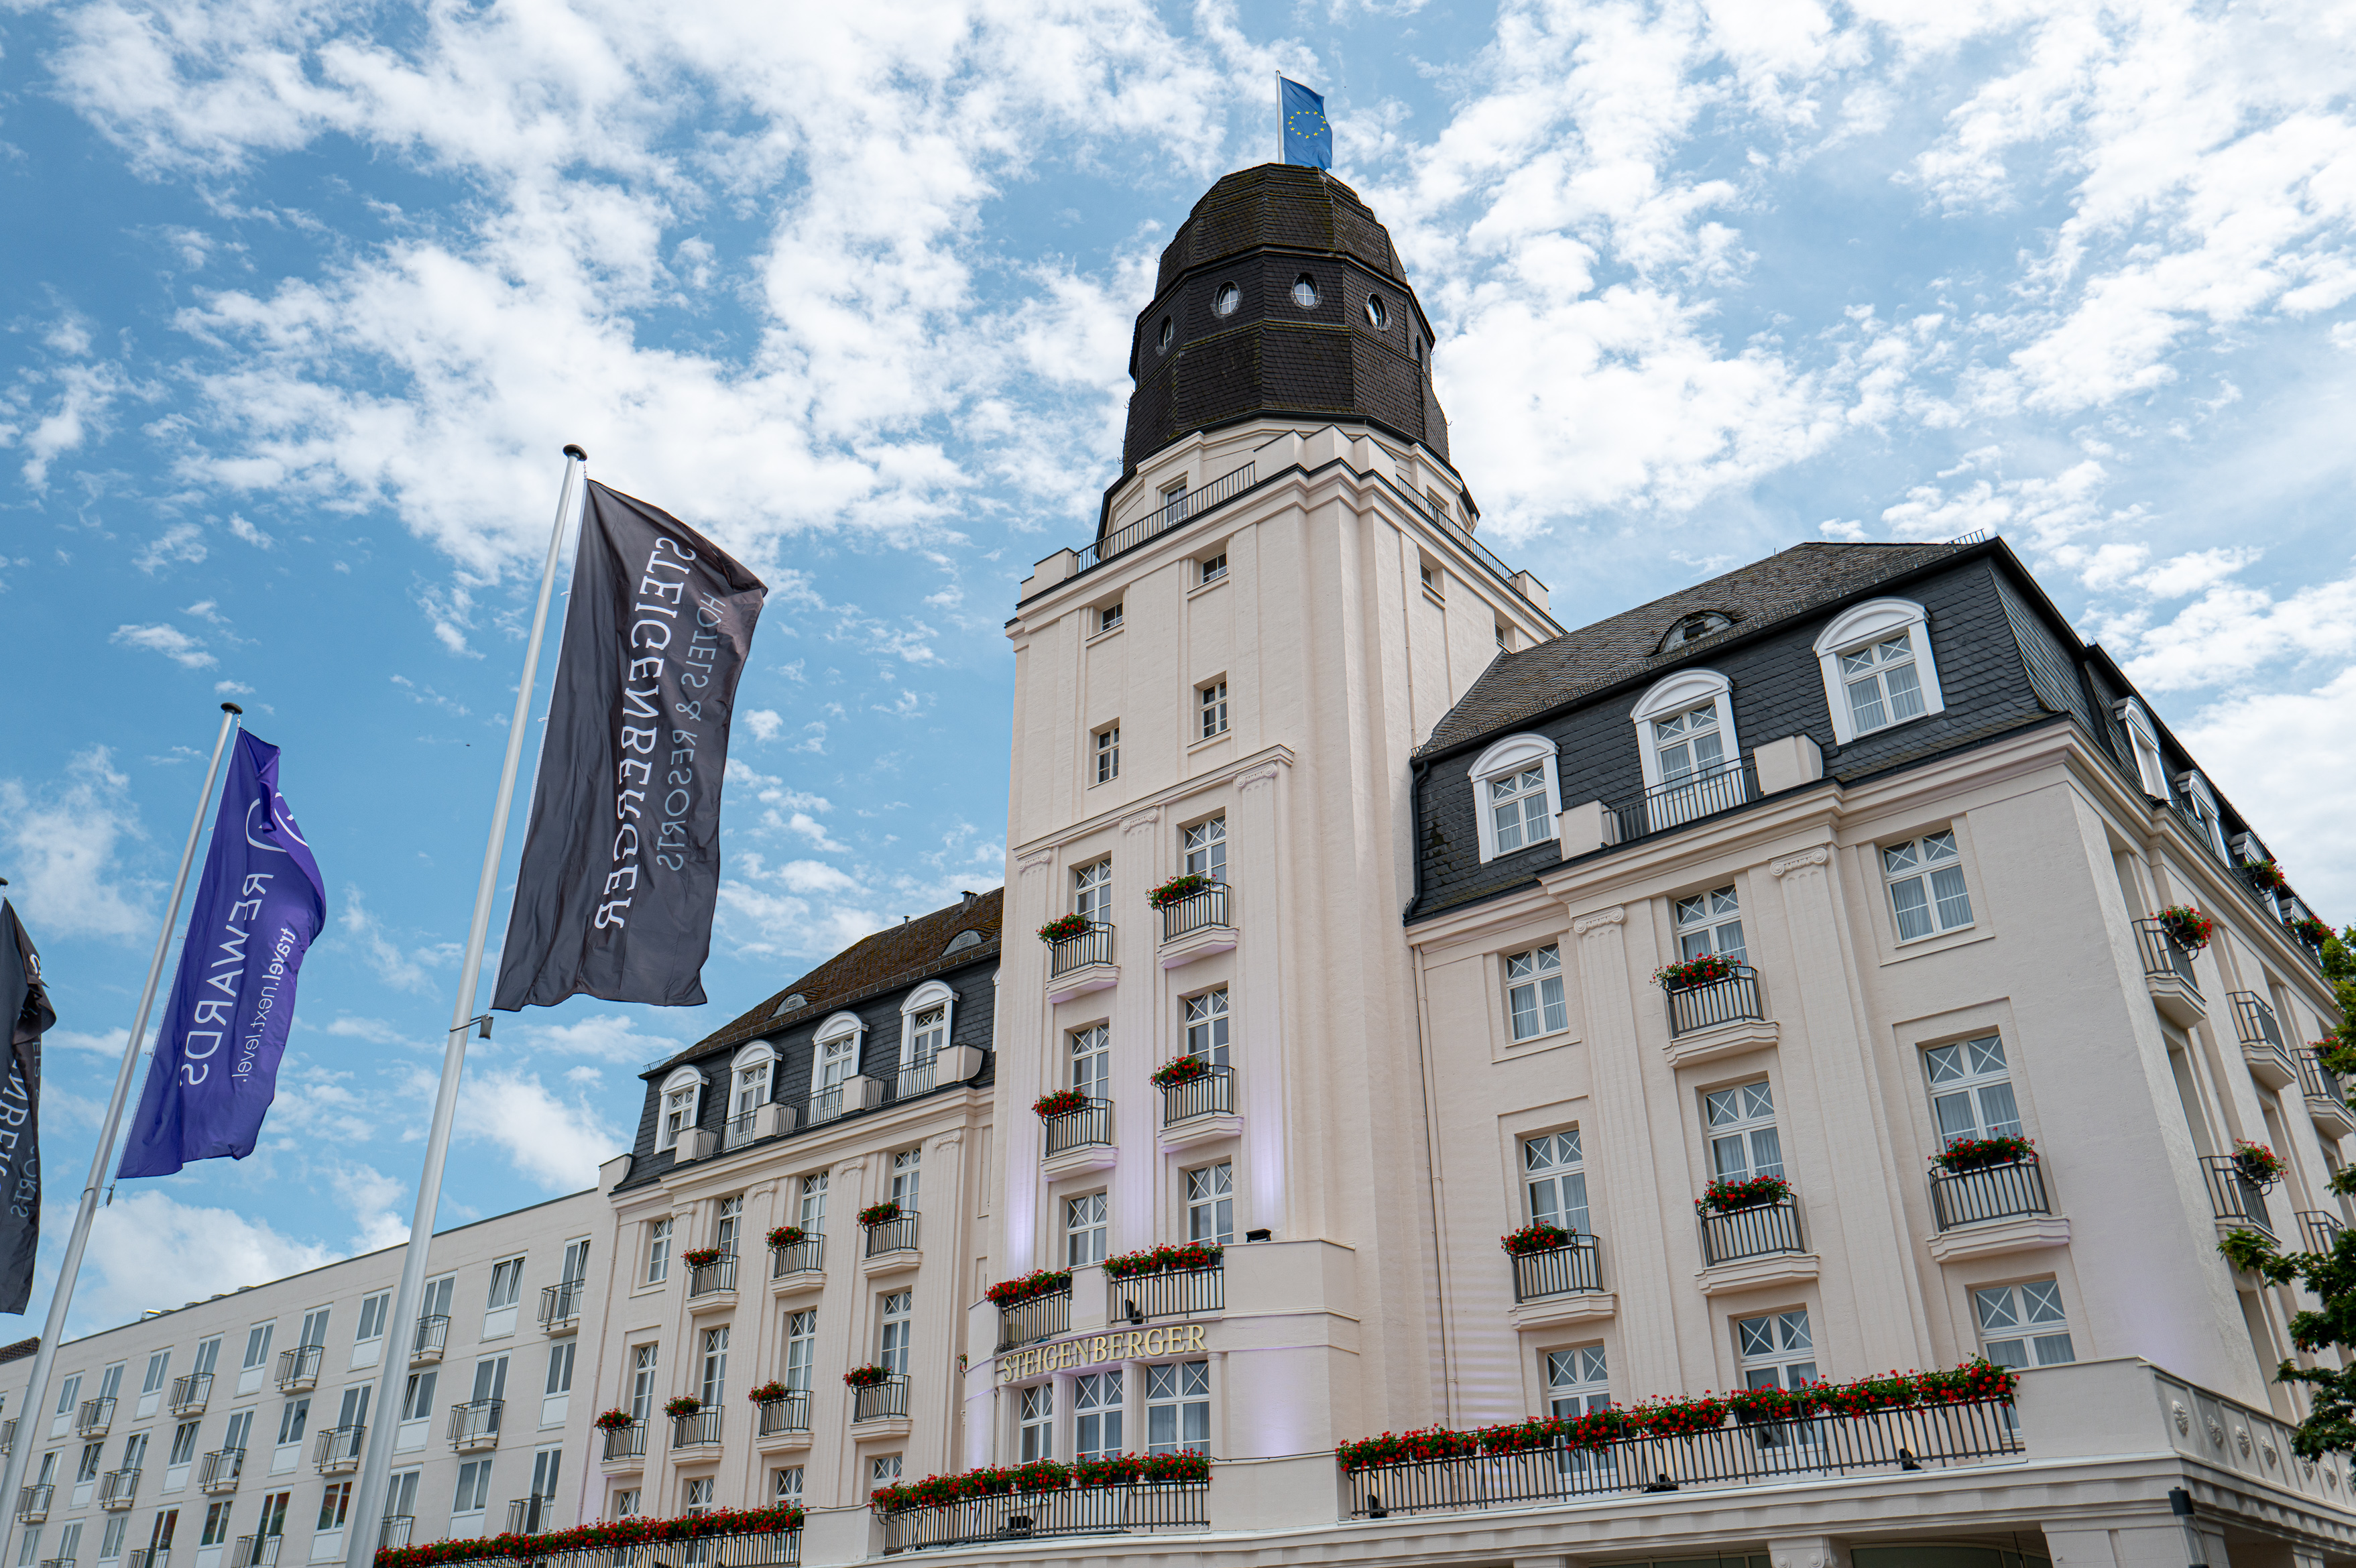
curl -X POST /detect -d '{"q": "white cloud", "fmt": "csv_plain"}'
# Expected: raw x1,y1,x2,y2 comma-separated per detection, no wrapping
228,513,273,548
132,522,208,574
76,1191,334,1331
47,1028,131,1057
0,747,152,941
744,709,783,743
320,1016,417,1048
508,1013,680,1067
329,1164,412,1252
2120,570,2356,693
111,622,215,668
2181,664,2356,916
337,888,448,993
451,1066,619,1188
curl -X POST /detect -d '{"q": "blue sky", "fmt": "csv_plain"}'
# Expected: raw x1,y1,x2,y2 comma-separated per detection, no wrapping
4,0,2354,1335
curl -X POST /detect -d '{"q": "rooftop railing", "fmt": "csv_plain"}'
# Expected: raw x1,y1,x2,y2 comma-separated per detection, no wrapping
1614,758,1757,845
1084,465,1255,566
894,1054,937,1101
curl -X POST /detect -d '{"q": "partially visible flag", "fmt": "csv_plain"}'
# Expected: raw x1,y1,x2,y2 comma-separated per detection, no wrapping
0,901,52,1313
493,481,768,1012
117,733,327,1179
1281,76,1332,170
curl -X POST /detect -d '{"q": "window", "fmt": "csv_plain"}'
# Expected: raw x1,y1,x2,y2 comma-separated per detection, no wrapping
1145,1361,1210,1454
1426,489,1451,523
798,1173,829,1233
890,1146,921,1211
699,1327,728,1408
562,1238,589,1284
1814,598,1946,744
1094,725,1120,784
870,1455,902,1487
1199,680,1229,739
1098,603,1124,634
1065,1193,1108,1266
1181,817,1226,882
2116,699,2171,798
902,984,951,1074
1074,859,1112,924
192,1338,220,1380
200,1504,232,1547
486,1258,525,1310
167,1423,198,1467
1074,1371,1123,1460
422,1276,454,1324
1975,1280,2074,1368
1632,670,1743,830
715,1195,743,1256
99,1516,127,1563
1705,1081,1783,1182
1505,945,1567,1041
400,1372,436,1423
1071,1025,1110,1099
242,1327,273,1371
628,1347,658,1425
1660,611,1732,652
657,1067,705,1152
784,1311,818,1392
878,1292,914,1376
222,1411,252,1454
1213,282,1240,316
275,1398,308,1447
644,1218,673,1284
1419,559,1441,597
530,1449,561,1505
731,1046,774,1124
611,1488,640,1519
772,1467,803,1504
544,1341,575,1397
1523,1132,1590,1233
1545,1346,1610,1416
333,1385,369,1433
1674,886,1746,962
683,1477,715,1515
453,1461,491,1516
1884,831,1973,940
141,1351,170,1397
120,1432,148,1471
315,1482,350,1532
50,1372,79,1417
385,1471,418,1523
16,1528,37,1567
1291,274,1318,308
77,1442,101,1483
1736,1309,1818,1390
1181,989,1228,1065
1199,553,1227,585
355,1293,390,1343
1467,734,1560,863
1496,623,1512,652
2175,772,2229,857
469,1356,508,1414
99,1362,126,1399
1925,1036,2022,1146
1019,1384,1054,1462
1185,1163,1233,1246
1364,294,1389,329
815,1022,860,1101
1161,478,1189,511
1156,317,1172,353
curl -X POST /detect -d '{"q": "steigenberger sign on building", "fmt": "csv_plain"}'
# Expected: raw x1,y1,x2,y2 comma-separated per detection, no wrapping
996,1323,1210,1383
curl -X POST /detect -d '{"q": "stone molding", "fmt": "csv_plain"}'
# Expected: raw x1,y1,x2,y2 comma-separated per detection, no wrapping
1771,847,1832,878
1570,906,1626,939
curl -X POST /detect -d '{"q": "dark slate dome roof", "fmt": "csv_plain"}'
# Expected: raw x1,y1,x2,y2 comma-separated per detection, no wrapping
1116,163,1450,486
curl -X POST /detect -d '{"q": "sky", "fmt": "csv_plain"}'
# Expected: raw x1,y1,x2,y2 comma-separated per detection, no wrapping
3,0,2355,1338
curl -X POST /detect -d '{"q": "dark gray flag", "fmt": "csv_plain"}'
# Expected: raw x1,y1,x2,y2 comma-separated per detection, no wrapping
0,901,52,1313
493,481,768,1011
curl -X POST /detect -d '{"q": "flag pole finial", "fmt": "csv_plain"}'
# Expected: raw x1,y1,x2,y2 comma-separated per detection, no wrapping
563,442,588,462
220,701,243,716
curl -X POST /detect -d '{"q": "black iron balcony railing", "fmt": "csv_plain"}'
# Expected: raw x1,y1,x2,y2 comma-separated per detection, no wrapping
1510,1238,1604,1302
197,1449,243,1493
1087,462,1255,565
1664,965,1764,1038
313,1424,363,1474
864,1213,920,1258
233,1534,282,1568
1107,1265,1223,1324
1698,1196,1805,1266
879,1480,1210,1553
449,1398,504,1450
1160,1065,1233,1126
1342,1396,2022,1518
99,1467,140,1509
0,1418,15,1455
770,1236,824,1278
76,1395,115,1435
688,1254,738,1297
2300,1211,2346,1256
2203,1156,2274,1235
539,1279,585,1332
12,1484,48,1522
506,1494,556,1536
1049,923,1114,978
169,1373,213,1416
377,1518,413,1552
1928,1155,2051,1231
851,1378,911,1424
601,1422,646,1462
758,1392,811,1438
1160,884,1229,943
411,1316,449,1364
2134,918,2200,992
275,1343,323,1391
1614,756,1759,843
2229,990,2287,1049
671,1408,723,1449
996,1290,1071,1351
895,1053,937,1101
1043,1098,1114,1158
2301,1049,2351,1109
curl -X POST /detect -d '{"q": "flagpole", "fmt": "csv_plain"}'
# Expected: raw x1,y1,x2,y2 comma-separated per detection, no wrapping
0,702,242,1568
345,444,586,1568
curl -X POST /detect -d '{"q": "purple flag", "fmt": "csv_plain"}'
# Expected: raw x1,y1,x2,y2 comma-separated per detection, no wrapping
117,732,326,1179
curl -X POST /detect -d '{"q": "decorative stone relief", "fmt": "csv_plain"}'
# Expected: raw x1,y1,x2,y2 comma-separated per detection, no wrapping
1122,808,1161,834
1018,850,1055,876
2171,1401,2190,1435
1771,847,1832,878
2208,1417,2225,1447
1238,764,1283,792
2236,1426,2252,1457
1571,906,1626,939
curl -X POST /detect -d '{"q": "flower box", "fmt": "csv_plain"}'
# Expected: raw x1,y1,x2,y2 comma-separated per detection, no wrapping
1930,1136,2034,1172
1694,1173,1792,1215
1102,1242,1222,1280
858,1201,902,1227
2290,914,2334,948
374,1503,805,1568
2154,904,2213,953
662,1395,703,1419
1146,873,1214,910
1499,1222,1574,1256
1149,1056,1212,1089
2247,859,2290,893
1037,914,1091,944
2233,1140,2285,1188
765,1225,807,1250
984,1268,1073,1307
591,1408,634,1433
1033,1089,1089,1118
1655,953,1736,990
843,1365,892,1389
681,1247,725,1268
868,1452,1208,1514
745,1382,792,1405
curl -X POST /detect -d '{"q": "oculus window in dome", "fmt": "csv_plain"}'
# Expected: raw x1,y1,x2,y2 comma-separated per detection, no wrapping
1660,611,1734,652
1365,294,1389,329
1292,274,1318,308
1157,317,1173,353
943,929,983,956
771,993,807,1018
1214,283,1241,317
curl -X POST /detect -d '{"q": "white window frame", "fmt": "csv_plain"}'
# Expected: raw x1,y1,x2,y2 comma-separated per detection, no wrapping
1631,669,1745,830
1198,679,1230,740
2113,699,2171,799
1070,1024,1110,1098
644,1219,672,1285
1181,816,1226,881
1468,733,1563,864
1674,886,1746,963
656,1067,705,1153
1185,1162,1233,1245
1545,1345,1609,1418
1144,1360,1210,1455
898,980,956,1074
1503,944,1568,1042
1973,1278,2076,1368
728,1042,776,1123
1523,1130,1589,1233
813,1014,864,1101
783,1311,817,1392
1073,1370,1123,1461
1018,1384,1054,1463
1065,1192,1108,1266
1094,724,1121,784
1073,859,1113,924
1883,829,1975,941
1814,597,1946,744
2174,771,2229,858
878,1292,913,1376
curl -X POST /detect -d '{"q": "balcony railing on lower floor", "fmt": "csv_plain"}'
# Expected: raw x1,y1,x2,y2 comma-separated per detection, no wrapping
688,1255,738,1298
864,1214,920,1257
506,1494,557,1536
880,1481,1208,1554
414,1522,800,1568
539,1278,585,1333
996,1290,1071,1351
2300,1049,2351,1111
14,1484,50,1522
671,1408,723,1449
1107,1265,1223,1324
233,1534,282,1568
197,1449,243,1494
770,1237,824,1278
2202,1156,2274,1235
2135,918,2201,993
377,1518,414,1552
851,1378,911,1424
1342,1396,2021,1519
1664,966,1764,1038
127,1548,168,1568
758,1393,811,1438
313,1424,364,1474
449,1398,504,1450
2300,1211,2347,1256
1159,884,1230,943
1159,1066,1233,1127
412,1315,451,1364
1511,1239,1604,1302
1928,1156,2050,1231
602,1422,647,1462
170,1372,213,1416
99,1467,140,1509
1043,1099,1113,1158
1697,1197,1804,1266
1049,923,1114,977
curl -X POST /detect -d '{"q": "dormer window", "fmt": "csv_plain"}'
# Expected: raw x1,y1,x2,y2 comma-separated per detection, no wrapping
943,929,982,957
1812,598,1948,744
2115,700,2170,800
2174,772,2229,859
1468,734,1562,864
657,1067,707,1154
1365,294,1389,329
1157,317,1173,353
1631,670,1745,832
770,993,806,1018
1659,611,1732,652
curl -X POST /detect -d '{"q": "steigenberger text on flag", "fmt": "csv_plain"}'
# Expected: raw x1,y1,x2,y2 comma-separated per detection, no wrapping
118,732,327,1179
0,900,54,1313
493,481,768,1011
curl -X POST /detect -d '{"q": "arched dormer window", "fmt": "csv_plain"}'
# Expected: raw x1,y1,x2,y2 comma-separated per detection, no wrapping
1631,670,1746,832
770,993,807,1018
2174,770,2228,859
898,981,956,1073
943,930,982,957
813,1011,864,1088
2115,699,2171,801
657,1065,706,1154
1813,597,1946,743
1468,733,1562,864
727,1041,776,1131
1659,610,1732,653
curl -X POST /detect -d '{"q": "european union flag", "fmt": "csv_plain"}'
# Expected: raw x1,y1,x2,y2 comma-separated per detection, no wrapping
1281,77,1332,170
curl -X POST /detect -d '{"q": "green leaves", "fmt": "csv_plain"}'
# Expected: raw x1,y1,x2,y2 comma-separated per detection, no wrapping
2216,1213,2356,1458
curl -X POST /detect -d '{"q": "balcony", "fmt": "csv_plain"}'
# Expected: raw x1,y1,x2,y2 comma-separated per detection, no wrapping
75,1394,115,1436
0,1418,15,1455
234,1535,282,1568
2134,918,2205,1026
1696,1197,1816,1294
198,1449,243,1494
313,1424,363,1475
2202,1156,2274,1237
1107,1265,1223,1324
757,1392,811,1441
880,1479,1209,1553
1159,1065,1238,1152
169,1372,213,1416
770,1235,825,1282
275,1343,322,1392
538,1279,584,1334
377,1518,413,1552
1157,883,1236,970
1041,1097,1115,1177
1047,922,1117,1003
851,1376,911,1425
687,1253,739,1305
996,1289,1071,1351
601,1421,647,1463
806,1074,882,1128
1661,964,1775,1064
410,1315,450,1365
2229,991,2297,1089
671,1407,723,1449
99,1468,139,1510
725,1101,797,1151
2300,1210,2345,1256
2299,1050,2356,1140
1613,756,1757,843
13,1484,47,1522
129,1549,168,1568
449,1398,504,1451
864,1213,921,1266
1923,1154,2068,1262
1507,1238,1612,1330
896,1053,938,1100
505,1495,556,1536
